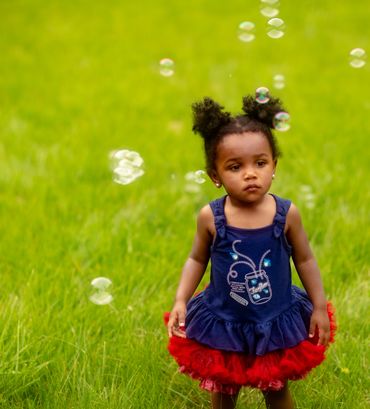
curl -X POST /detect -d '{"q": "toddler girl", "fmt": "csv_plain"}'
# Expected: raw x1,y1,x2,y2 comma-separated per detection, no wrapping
165,94,336,409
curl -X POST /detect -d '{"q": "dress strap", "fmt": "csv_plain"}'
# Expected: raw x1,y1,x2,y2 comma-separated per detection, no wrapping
272,194,292,238
209,196,227,238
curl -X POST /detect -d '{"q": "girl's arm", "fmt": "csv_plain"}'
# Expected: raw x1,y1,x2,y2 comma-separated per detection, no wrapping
167,205,214,338
286,204,331,346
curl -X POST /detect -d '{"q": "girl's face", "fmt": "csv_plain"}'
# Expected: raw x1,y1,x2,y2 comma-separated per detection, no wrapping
211,132,276,205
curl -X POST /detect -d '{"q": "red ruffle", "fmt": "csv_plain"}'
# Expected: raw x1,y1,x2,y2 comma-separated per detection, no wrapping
164,302,336,391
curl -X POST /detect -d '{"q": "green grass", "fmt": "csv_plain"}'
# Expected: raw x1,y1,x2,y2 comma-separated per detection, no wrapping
0,0,369,407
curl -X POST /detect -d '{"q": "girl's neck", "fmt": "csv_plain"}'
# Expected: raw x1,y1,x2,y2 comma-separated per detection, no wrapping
224,194,276,230
227,193,271,210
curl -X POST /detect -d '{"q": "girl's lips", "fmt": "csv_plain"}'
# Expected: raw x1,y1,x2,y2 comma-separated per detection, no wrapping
244,185,260,191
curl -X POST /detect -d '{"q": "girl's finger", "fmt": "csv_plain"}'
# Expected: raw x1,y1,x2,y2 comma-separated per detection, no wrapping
308,319,316,338
167,314,177,338
317,329,324,345
172,327,187,338
323,331,330,346
178,311,186,330
318,328,329,346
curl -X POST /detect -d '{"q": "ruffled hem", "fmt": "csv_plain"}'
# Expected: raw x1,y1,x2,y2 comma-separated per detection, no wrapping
164,302,336,391
185,286,315,355
198,378,242,395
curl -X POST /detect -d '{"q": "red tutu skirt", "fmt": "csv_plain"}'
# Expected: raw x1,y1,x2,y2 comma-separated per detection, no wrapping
164,302,336,394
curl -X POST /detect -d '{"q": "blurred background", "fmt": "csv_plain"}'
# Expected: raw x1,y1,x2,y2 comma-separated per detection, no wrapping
0,0,369,407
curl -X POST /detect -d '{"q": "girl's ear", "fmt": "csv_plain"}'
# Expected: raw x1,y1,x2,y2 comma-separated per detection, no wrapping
208,170,222,188
273,159,278,174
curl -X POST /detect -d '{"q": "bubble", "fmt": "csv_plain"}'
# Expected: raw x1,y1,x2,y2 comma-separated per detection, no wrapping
113,167,144,185
185,170,207,184
91,277,112,290
110,149,143,168
184,170,206,193
185,183,201,193
255,86,270,104
109,149,144,185
89,292,113,305
300,185,312,193
260,0,280,18
299,185,316,209
89,277,113,305
267,18,285,39
194,170,207,184
349,48,367,68
238,21,256,43
273,74,285,89
159,58,175,77
260,6,279,18
273,111,290,131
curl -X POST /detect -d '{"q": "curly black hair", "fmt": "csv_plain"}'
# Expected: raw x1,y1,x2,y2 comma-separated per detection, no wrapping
192,94,286,172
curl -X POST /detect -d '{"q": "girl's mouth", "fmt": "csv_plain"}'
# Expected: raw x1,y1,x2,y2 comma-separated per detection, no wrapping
244,185,260,191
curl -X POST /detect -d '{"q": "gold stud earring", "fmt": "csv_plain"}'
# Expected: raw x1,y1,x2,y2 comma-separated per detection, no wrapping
215,182,222,188
272,174,275,179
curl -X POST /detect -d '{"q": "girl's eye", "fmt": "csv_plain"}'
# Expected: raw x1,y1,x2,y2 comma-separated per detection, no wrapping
257,161,266,167
229,165,240,171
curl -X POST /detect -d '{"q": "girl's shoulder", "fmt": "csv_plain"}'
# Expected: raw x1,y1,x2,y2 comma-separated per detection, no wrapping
197,203,216,238
198,203,214,219
199,195,226,220
285,202,303,233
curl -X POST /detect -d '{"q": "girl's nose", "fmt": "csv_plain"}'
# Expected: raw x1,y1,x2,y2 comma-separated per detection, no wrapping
244,167,256,179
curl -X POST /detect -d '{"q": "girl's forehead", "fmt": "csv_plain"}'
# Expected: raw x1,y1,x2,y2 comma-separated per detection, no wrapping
218,132,272,155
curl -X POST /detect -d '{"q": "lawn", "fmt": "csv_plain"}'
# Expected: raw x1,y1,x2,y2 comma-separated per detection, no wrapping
0,0,369,407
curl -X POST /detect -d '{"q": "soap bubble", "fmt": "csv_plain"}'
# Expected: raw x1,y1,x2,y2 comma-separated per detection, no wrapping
89,277,113,305
349,48,367,68
109,149,144,185
299,185,316,209
260,6,279,18
273,111,290,131
273,74,285,89
260,0,280,18
113,167,144,185
261,0,279,4
159,58,175,76
185,170,206,193
185,183,201,193
110,149,143,168
238,21,255,43
185,170,207,184
194,170,207,184
267,18,285,39
91,277,112,290
255,86,270,104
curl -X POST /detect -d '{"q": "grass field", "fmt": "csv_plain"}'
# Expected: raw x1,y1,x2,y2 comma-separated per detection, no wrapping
0,0,369,407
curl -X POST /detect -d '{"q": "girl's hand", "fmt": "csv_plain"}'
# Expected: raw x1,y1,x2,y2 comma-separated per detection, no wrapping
167,301,187,338
309,307,330,346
